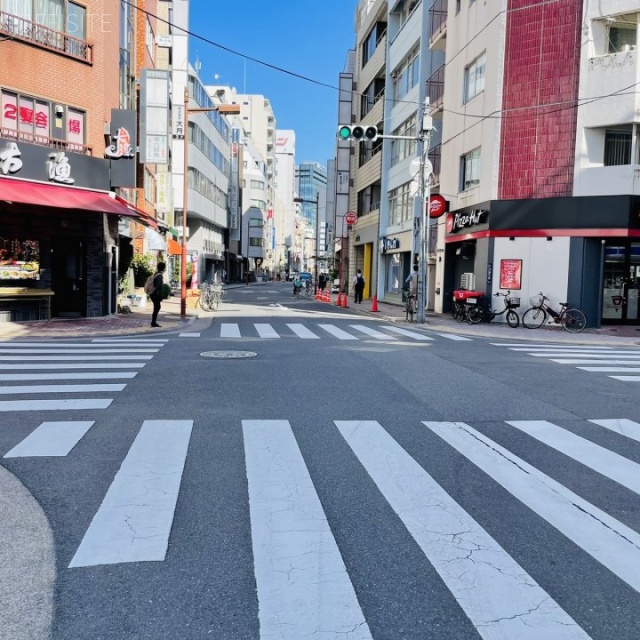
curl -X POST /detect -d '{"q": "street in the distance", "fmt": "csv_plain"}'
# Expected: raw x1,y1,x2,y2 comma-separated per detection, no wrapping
1,283,640,640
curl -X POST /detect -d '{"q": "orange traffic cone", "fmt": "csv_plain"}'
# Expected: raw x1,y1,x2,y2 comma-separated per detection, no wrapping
336,292,343,306
371,295,379,312
323,289,330,303
315,289,322,300
341,294,349,308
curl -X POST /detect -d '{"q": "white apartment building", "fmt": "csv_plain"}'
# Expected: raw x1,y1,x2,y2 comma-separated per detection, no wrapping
274,130,297,276
240,138,267,276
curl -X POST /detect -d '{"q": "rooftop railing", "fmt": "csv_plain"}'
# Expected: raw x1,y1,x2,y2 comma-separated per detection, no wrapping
1,128,92,155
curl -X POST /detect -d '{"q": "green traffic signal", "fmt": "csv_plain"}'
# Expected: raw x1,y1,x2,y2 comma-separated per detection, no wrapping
338,125,352,140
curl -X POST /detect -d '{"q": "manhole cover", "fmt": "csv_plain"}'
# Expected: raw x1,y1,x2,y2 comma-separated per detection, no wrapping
200,350,257,359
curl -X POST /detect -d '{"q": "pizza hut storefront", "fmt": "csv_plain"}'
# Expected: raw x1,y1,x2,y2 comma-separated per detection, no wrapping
442,205,491,311
0,139,148,321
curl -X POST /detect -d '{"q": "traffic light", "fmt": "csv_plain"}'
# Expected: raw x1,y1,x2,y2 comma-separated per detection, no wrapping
337,125,378,142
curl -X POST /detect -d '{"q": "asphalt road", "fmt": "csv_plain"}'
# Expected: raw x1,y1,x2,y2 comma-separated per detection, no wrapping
1,283,640,640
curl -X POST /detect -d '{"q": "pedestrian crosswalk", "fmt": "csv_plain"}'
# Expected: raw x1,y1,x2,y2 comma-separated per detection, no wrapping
3,414,639,638
0,338,167,412
492,342,640,382
212,321,471,342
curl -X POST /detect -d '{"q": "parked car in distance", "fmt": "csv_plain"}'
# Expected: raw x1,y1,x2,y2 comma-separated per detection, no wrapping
331,279,340,294
299,272,312,282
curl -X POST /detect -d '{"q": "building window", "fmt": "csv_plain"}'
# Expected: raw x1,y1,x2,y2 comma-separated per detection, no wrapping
388,182,412,225
362,21,386,66
604,129,632,166
144,169,154,203
464,53,486,103
461,147,481,191
250,199,266,210
249,237,263,247
390,114,417,166
393,46,420,102
608,23,637,53
250,179,264,189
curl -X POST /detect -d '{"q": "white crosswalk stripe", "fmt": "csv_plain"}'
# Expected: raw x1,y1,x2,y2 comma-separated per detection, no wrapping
212,321,462,342
8,413,638,637
493,343,640,382
435,332,473,341
0,340,165,411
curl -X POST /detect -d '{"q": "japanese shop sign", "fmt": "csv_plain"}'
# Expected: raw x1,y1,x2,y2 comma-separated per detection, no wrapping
0,139,109,190
107,109,137,187
499,259,522,290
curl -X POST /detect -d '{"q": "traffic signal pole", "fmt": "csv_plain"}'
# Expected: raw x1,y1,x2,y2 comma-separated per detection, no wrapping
336,114,434,323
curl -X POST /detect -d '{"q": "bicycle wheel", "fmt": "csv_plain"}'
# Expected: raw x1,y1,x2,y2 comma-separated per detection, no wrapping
199,292,210,311
506,309,520,328
562,308,586,333
467,306,482,324
522,307,546,329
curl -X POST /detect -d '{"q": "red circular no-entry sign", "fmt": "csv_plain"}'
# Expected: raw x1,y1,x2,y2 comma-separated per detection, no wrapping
345,212,357,225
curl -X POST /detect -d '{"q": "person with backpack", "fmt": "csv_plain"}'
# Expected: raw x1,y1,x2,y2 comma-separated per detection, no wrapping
145,261,166,328
352,269,365,304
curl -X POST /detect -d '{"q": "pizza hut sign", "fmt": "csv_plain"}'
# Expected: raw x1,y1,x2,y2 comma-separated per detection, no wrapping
448,209,488,233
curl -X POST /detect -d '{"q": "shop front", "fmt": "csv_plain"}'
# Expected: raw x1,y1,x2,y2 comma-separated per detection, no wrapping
443,195,640,327
0,139,147,320
379,232,412,303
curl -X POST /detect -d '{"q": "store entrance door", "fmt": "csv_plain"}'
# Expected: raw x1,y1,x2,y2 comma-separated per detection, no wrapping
602,241,640,324
51,237,85,317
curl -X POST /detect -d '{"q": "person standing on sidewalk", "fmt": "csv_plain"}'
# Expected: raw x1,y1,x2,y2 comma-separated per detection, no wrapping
353,269,365,304
149,262,166,328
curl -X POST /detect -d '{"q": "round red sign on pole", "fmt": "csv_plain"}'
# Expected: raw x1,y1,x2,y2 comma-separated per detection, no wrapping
345,212,357,225
428,194,448,218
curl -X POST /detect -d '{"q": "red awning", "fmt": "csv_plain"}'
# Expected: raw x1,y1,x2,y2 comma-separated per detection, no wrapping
0,177,158,229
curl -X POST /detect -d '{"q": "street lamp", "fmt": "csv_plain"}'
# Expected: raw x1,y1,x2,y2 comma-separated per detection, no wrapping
293,191,320,292
180,86,240,317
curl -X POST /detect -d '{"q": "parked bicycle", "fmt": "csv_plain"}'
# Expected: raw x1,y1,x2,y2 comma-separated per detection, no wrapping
197,282,224,311
467,291,520,328
522,293,587,333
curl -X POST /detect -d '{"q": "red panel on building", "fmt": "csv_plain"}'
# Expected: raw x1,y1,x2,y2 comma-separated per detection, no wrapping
498,0,582,200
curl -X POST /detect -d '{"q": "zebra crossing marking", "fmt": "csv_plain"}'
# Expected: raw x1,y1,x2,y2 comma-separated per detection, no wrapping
4,421,94,458
348,324,397,340
91,339,168,344
0,363,148,370
506,420,640,495
69,419,194,568
577,367,640,372
337,420,588,640
0,372,137,381
0,383,126,395
589,419,640,443
286,323,320,339
220,323,241,337
317,324,359,340
435,333,472,341
0,341,165,347
254,323,280,339
383,326,434,340
490,343,614,349
0,355,154,361
242,420,372,639
551,358,640,365
608,375,640,381
423,420,640,593
0,399,112,412
0,348,158,354
179,333,200,338
529,352,640,359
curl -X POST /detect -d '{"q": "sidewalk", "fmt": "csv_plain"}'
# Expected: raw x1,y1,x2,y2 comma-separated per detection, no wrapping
0,286,639,345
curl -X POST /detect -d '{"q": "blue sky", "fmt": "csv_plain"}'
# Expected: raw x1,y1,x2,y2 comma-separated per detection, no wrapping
189,1,359,168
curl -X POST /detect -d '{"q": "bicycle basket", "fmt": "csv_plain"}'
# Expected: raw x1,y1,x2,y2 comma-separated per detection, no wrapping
506,296,520,309
529,295,543,307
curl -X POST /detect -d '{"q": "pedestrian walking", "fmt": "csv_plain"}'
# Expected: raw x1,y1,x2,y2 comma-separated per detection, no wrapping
405,265,418,297
353,269,365,304
148,262,166,328
318,273,326,291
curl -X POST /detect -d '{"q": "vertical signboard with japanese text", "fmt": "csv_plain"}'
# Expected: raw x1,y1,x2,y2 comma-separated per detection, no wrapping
229,127,240,238
107,109,137,188
139,69,169,165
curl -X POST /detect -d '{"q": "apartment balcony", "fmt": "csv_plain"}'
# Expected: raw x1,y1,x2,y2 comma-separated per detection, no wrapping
582,50,638,127
429,0,447,50
425,65,445,116
574,164,640,197
0,10,93,63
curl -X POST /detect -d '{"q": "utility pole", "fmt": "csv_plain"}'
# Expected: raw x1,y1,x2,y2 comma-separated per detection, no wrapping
417,98,433,324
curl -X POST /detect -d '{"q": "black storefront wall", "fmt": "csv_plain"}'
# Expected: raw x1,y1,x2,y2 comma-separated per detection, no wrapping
0,138,119,318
